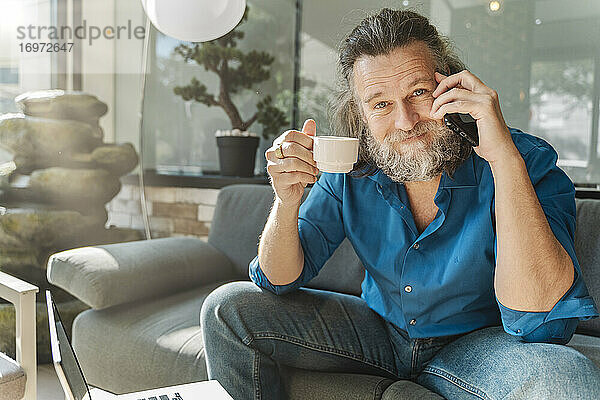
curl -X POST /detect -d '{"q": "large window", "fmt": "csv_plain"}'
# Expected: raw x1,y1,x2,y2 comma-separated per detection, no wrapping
2,0,598,186
0,0,53,111
112,0,296,176
530,58,594,169
297,0,600,186
0,0,54,162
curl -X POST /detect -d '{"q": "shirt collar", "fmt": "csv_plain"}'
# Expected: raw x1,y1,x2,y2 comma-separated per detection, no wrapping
440,153,478,189
364,153,479,189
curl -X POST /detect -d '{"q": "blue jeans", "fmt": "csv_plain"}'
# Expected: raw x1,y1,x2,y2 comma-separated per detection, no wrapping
201,281,600,399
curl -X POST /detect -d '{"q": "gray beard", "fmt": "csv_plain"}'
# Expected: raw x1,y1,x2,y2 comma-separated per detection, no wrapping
361,120,472,182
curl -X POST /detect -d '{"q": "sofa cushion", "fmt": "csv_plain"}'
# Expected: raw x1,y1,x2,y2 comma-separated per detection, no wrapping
0,353,25,400
209,184,365,296
574,199,600,337
305,238,364,296
71,280,231,394
209,184,279,278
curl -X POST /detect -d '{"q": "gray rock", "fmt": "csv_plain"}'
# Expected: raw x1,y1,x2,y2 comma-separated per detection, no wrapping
0,185,110,225
91,143,138,176
8,142,138,177
0,209,100,249
79,206,109,226
0,226,32,250
95,226,144,244
29,167,121,204
15,90,108,127
0,114,100,165
0,161,16,187
12,154,93,175
0,250,40,270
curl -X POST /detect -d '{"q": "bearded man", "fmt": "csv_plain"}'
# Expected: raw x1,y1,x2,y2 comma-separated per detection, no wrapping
201,8,600,400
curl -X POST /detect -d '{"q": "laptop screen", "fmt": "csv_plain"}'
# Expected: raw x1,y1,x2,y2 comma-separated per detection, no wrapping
47,291,91,400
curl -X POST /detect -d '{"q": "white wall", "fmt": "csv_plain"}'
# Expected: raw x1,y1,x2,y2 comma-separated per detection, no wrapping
80,0,116,142
80,0,146,144
113,0,145,153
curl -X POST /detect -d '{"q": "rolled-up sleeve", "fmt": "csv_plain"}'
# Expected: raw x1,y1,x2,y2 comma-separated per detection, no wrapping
249,173,347,294
495,138,599,344
496,285,597,344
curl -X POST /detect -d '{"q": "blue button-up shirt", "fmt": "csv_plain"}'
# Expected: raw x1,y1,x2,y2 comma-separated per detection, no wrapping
249,128,598,344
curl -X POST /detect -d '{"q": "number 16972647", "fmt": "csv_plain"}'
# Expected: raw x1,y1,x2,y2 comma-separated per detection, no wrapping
19,42,74,52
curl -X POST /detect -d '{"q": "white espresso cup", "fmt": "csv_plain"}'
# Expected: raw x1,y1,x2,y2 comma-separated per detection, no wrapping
313,136,359,173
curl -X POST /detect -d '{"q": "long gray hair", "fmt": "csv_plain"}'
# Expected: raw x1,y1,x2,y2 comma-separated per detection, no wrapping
329,8,467,177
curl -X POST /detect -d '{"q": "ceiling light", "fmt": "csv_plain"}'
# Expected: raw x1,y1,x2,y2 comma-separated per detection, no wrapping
489,1,501,12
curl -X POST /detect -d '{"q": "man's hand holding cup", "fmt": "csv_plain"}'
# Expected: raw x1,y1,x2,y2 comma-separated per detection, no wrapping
266,118,360,206
266,119,320,206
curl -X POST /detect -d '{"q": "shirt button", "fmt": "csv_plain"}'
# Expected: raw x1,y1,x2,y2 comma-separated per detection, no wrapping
413,243,420,250
409,319,417,326
404,285,412,293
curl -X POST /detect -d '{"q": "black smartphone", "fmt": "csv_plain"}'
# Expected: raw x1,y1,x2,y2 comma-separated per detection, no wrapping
444,113,479,147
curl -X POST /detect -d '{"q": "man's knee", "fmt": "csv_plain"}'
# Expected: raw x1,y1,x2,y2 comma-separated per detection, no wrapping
200,281,272,333
478,335,600,398
510,344,600,399
422,327,600,399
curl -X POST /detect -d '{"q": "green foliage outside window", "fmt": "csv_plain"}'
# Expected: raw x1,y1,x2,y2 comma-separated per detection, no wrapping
172,7,289,140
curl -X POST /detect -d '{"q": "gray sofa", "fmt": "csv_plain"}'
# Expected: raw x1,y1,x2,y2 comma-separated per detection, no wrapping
47,184,600,399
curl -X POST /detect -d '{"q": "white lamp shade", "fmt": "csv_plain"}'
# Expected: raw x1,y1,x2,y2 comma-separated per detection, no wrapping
141,0,246,42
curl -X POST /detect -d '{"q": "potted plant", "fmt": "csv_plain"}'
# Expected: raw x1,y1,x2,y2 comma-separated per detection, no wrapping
173,7,288,177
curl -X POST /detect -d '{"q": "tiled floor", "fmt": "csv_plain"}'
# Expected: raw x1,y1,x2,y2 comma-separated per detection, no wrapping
37,364,64,400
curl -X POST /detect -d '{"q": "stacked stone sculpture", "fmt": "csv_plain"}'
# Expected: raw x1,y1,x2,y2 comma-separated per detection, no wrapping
0,90,143,362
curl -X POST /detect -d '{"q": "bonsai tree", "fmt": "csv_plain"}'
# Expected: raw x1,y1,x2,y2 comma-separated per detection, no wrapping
172,7,289,140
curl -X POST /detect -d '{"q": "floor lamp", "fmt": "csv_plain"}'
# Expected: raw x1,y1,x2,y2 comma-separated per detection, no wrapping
138,0,246,239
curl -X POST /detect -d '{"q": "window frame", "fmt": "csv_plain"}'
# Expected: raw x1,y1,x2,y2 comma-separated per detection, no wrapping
50,0,82,90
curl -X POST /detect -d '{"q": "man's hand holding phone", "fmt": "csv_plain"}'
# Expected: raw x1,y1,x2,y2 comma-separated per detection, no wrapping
430,70,519,165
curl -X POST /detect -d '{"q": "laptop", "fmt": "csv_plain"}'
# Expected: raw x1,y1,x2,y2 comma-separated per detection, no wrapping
46,290,233,400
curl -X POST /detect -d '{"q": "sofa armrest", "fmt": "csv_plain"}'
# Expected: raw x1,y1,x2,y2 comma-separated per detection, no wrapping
47,237,237,310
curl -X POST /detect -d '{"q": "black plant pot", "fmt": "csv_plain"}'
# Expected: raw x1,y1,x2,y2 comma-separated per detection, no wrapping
216,136,260,177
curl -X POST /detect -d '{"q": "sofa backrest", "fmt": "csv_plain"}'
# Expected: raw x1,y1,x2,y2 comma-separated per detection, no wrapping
208,184,364,296
208,184,600,336
574,198,600,337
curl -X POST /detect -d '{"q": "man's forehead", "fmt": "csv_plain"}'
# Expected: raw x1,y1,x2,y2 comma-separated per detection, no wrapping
352,44,436,94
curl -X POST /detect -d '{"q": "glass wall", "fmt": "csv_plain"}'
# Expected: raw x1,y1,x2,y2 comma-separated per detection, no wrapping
127,0,296,175
2,0,599,186
298,0,600,185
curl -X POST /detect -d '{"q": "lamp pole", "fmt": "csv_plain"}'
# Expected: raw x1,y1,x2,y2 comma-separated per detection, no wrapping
138,15,153,239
